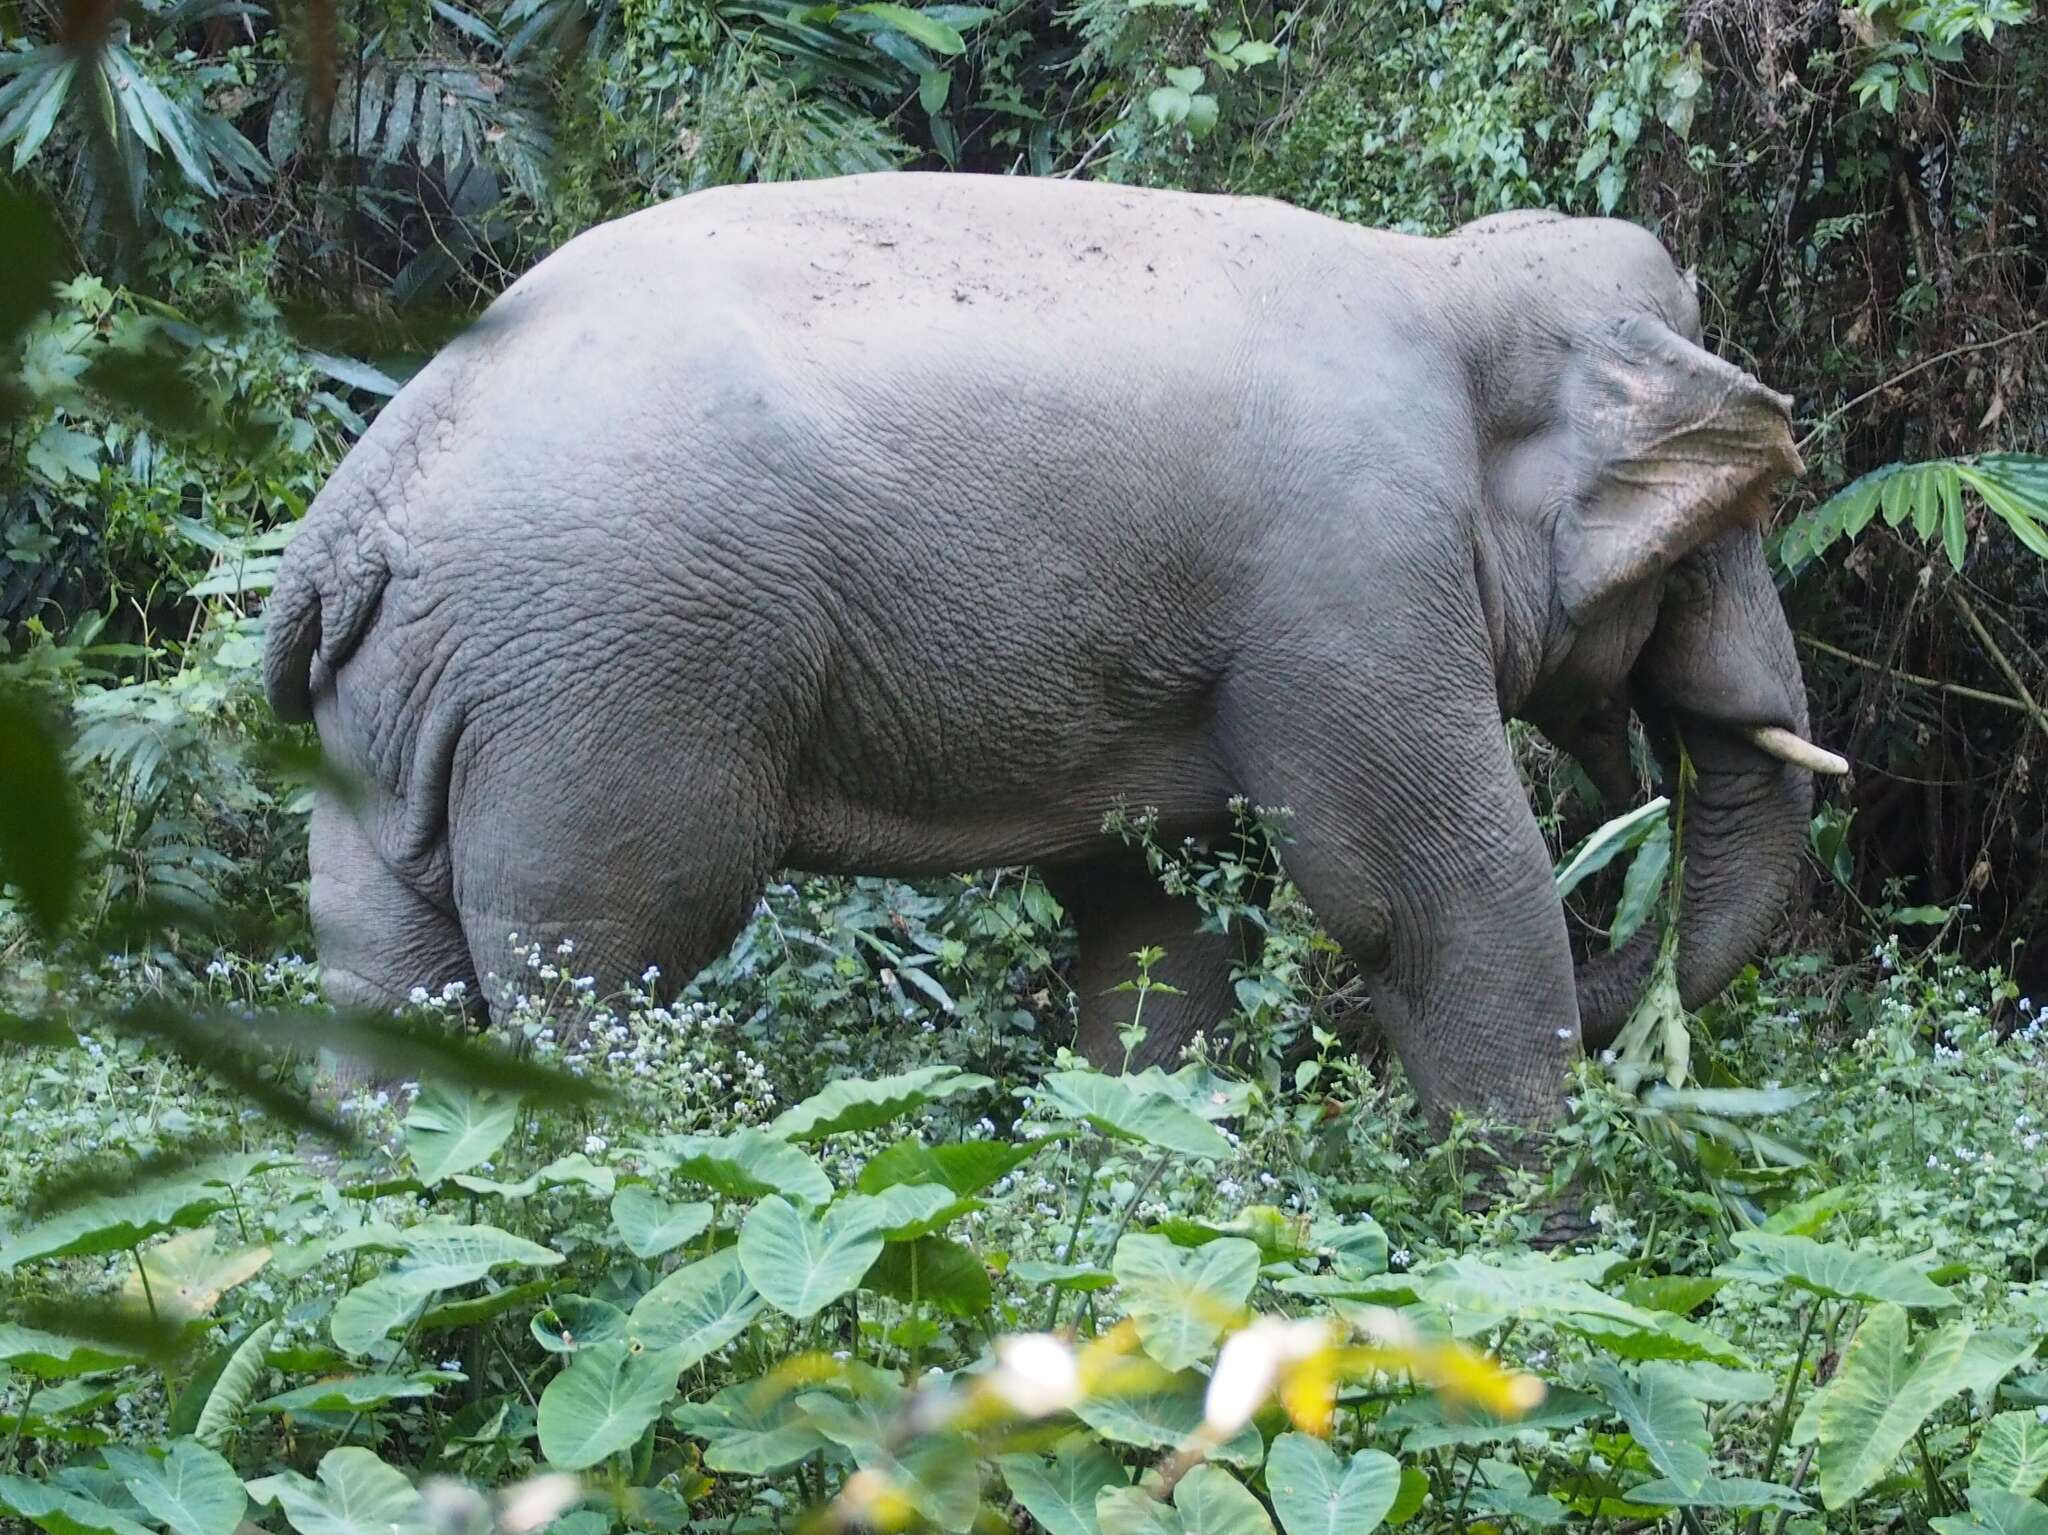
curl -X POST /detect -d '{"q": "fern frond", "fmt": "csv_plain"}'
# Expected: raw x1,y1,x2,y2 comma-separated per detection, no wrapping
1779,452,2048,573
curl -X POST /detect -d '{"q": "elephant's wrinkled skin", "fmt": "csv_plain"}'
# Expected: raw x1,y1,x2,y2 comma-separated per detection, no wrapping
265,172,1841,1127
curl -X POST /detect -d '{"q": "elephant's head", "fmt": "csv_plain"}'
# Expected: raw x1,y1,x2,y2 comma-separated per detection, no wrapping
1458,214,1847,1045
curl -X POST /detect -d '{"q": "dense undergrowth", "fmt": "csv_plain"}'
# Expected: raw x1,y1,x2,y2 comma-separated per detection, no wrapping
1,869,2046,1534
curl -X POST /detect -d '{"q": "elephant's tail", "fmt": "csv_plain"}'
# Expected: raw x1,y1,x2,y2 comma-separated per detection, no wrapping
262,493,389,725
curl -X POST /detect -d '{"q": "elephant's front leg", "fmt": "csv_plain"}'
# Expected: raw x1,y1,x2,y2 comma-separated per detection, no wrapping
1222,660,1582,1132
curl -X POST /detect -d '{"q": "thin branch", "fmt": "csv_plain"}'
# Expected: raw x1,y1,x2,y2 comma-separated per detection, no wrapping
1797,635,2039,716
1794,317,2048,452
1945,583,2048,749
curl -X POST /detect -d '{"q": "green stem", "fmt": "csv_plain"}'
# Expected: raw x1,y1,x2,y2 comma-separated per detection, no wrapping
131,1246,158,1319
4,1376,39,1468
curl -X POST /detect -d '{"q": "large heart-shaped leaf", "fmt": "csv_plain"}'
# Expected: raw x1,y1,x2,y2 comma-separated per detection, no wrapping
1390,1389,1603,1451
1715,1233,1958,1309
103,1442,245,1535
192,1320,276,1450
610,1188,712,1260
537,1341,687,1470
403,1084,518,1185
671,1379,832,1475
257,1376,439,1414
530,1296,630,1355
330,1224,562,1354
0,1322,140,1379
1074,1382,1265,1467
1818,1304,1973,1507
857,1135,1057,1196
0,1177,225,1267
1971,1412,2048,1497
861,1235,991,1315
453,1153,615,1201
738,1196,890,1319
1112,1234,1259,1370
1932,1488,2048,1535
769,1066,992,1142
999,1438,1128,1535
630,1247,767,1368
1098,1466,1274,1535
121,1229,270,1324
1034,1072,1230,1159
256,1448,433,1535
1266,1431,1401,1535
0,1474,158,1535
649,1129,833,1205
1593,1362,1711,1500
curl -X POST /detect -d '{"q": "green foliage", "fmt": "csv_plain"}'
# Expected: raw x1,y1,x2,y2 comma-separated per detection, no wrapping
1781,454,2048,572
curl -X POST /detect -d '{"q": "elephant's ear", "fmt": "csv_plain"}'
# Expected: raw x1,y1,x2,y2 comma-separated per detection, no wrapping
1554,314,1802,621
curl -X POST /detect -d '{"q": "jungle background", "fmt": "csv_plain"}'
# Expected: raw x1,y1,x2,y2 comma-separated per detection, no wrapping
1,0,2047,1531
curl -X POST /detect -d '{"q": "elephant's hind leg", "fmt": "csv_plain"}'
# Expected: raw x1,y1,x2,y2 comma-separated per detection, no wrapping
1044,855,1262,1071
308,793,480,1014
449,734,785,1019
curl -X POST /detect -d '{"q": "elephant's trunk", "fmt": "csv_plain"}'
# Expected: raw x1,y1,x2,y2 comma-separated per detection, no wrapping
1576,721,1819,1048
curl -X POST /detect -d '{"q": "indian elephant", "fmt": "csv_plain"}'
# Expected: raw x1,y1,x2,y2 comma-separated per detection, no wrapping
264,172,1846,1130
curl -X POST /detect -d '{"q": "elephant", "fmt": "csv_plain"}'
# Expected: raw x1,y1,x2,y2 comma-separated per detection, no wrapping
264,171,1847,1132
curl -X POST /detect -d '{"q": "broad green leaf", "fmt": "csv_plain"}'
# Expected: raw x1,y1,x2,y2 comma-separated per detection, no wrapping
1098,1485,1180,1535
121,1229,270,1324
1391,1388,1603,1451
738,1195,888,1318
999,1438,1128,1535
1555,798,1670,897
0,1475,156,1535
610,1188,712,1260
1008,1260,1116,1291
1153,1206,1313,1263
1266,1431,1401,1535
671,1379,831,1475
103,1443,244,1535
537,1341,687,1470
1098,1467,1273,1535
0,1322,139,1379
770,1065,991,1141
1970,1412,2048,1496
1593,1361,1711,1499
1817,1303,1974,1507
1932,1488,2048,1535
1626,1476,1805,1509
0,1177,224,1267
452,1153,615,1200
330,1224,562,1354
256,1376,438,1413
1417,1251,1673,1347
857,1135,1054,1196
417,1278,554,1332
261,1448,433,1535
861,1235,991,1315
1715,1232,1958,1309
850,2,966,53
836,1182,963,1240
192,1320,275,1449
1034,1072,1231,1159
1310,1214,1390,1277
1561,1310,1755,1370
403,1083,518,1184
1113,1234,1260,1370
1172,1465,1276,1535
530,1295,630,1355
1074,1384,1264,1467
650,1128,833,1205
803,1393,978,1532
629,1247,767,1368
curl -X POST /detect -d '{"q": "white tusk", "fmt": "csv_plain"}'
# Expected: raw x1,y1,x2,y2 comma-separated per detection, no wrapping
1746,725,1849,776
